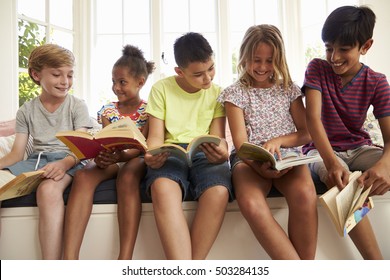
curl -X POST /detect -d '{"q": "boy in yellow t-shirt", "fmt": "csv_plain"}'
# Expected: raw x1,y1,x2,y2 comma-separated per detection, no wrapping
144,32,233,260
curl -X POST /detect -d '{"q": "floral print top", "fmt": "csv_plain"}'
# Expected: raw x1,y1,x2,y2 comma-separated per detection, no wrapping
218,81,303,157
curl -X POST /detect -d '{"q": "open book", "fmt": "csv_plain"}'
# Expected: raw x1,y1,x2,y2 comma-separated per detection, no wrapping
319,171,374,237
148,135,221,166
56,117,147,160
237,142,322,171
0,170,45,201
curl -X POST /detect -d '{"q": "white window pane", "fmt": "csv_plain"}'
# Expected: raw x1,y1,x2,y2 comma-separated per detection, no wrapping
189,0,216,32
163,0,189,32
327,0,359,13
300,0,326,27
229,0,254,32
124,0,150,33
96,0,122,34
92,36,124,111
50,29,74,51
18,0,45,21
123,35,152,61
50,0,73,29
254,0,279,26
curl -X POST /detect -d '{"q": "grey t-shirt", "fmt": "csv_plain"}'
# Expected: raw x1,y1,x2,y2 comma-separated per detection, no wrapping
15,95,91,153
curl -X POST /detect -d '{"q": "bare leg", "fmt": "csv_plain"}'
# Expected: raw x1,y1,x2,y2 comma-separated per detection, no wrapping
234,163,300,260
275,165,318,259
191,185,229,259
36,175,72,260
63,162,118,259
348,217,383,259
116,158,144,259
151,178,191,259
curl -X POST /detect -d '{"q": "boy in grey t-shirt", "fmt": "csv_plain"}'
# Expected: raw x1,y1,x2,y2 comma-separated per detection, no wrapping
0,44,90,259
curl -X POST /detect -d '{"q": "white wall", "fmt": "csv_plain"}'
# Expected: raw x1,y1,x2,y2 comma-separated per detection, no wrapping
362,0,390,77
0,0,18,121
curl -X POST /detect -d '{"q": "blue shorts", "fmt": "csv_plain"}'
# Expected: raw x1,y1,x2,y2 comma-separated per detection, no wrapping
5,151,85,177
144,151,233,201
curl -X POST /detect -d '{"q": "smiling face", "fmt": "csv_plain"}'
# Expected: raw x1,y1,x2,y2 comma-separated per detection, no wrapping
174,58,215,93
32,65,74,98
324,39,373,83
246,42,274,88
111,66,143,103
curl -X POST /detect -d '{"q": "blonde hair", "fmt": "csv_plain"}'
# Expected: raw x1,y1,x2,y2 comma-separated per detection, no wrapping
237,24,292,89
28,44,75,85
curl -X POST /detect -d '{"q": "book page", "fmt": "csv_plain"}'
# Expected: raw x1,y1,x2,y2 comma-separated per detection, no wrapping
348,185,372,216
335,171,362,224
0,170,16,187
237,142,276,166
187,135,221,160
148,144,188,162
97,117,146,147
275,154,322,171
319,187,344,234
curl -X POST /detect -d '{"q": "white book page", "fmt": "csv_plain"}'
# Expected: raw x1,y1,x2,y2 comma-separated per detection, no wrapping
336,171,362,224
0,170,16,187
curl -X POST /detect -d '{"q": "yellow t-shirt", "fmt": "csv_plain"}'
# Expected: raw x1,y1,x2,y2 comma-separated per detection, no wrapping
146,76,225,144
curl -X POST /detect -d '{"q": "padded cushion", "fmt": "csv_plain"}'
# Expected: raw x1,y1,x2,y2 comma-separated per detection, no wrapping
0,119,16,137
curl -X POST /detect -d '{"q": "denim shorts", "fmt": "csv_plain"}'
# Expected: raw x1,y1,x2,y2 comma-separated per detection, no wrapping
144,151,233,201
5,151,85,177
229,150,242,171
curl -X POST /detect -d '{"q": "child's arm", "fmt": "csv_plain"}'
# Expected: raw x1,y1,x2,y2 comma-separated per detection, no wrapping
144,115,168,169
262,96,311,158
41,127,88,181
200,116,229,164
225,102,286,178
0,133,29,169
357,116,390,195
305,87,350,189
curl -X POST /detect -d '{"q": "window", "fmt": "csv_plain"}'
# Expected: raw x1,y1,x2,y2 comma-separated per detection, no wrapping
17,0,74,106
89,0,359,113
91,0,152,114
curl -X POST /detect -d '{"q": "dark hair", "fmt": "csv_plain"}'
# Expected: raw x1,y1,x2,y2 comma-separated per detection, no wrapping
322,5,376,47
114,45,155,79
173,32,213,68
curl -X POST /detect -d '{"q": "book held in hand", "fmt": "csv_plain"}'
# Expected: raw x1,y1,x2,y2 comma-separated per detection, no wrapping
319,171,374,237
0,170,45,201
147,135,221,166
237,142,323,171
56,117,147,160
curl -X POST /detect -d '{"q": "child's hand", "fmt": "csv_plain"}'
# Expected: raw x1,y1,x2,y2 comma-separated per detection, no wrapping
262,139,282,160
358,162,390,195
250,160,290,179
144,152,169,169
199,142,228,164
95,149,121,168
41,161,67,181
326,163,350,190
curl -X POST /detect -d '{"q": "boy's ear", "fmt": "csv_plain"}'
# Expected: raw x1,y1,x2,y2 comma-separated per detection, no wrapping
360,39,373,55
174,67,184,77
